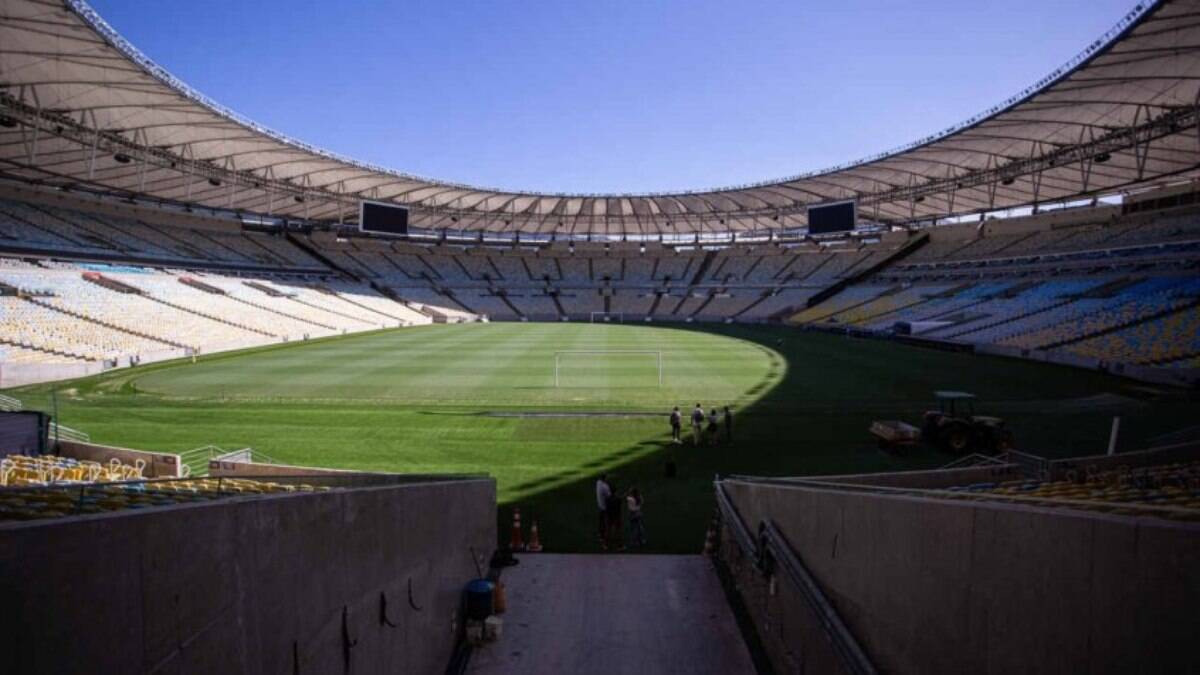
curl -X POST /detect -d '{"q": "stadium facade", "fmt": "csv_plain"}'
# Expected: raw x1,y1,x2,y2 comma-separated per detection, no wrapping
1,0,1199,235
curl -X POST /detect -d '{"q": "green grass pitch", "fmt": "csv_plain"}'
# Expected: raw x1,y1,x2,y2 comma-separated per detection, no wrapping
8,323,1197,553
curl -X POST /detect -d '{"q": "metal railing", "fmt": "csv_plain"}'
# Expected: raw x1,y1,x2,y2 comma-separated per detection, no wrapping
715,481,877,675
49,422,90,443
0,394,23,412
1001,449,1051,478
178,445,281,477
941,453,1009,470
177,445,224,477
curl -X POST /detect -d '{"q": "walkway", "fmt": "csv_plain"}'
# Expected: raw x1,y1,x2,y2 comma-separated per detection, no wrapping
467,554,755,675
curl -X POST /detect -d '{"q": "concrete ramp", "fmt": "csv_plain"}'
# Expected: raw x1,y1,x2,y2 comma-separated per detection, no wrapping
468,554,755,675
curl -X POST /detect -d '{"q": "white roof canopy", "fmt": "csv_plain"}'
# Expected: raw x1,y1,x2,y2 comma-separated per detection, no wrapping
1,0,1198,234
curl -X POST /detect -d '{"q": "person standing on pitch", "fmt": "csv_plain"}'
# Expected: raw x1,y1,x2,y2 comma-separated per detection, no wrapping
626,487,646,548
723,406,734,443
595,473,612,549
691,403,705,446
669,406,682,444
605,480,624,551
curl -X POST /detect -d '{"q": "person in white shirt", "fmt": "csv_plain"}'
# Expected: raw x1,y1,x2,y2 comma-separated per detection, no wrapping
691,404,705,446
595,474,612,547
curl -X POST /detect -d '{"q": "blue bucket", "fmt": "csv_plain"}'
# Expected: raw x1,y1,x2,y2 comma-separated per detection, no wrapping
465,579,494,621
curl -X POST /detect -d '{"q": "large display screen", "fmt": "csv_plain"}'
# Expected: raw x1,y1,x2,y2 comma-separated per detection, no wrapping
807,200,856,234
359,201,409,236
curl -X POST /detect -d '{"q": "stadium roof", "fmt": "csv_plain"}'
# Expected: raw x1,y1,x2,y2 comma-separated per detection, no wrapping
1,0,1199,236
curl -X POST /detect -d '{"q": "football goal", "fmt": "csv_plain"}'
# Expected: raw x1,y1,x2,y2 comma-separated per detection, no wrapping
554,350,663,387
590,312,623,323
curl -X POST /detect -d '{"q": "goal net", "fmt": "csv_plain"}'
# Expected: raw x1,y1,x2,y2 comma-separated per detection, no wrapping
554,350,662,388
589,312,624,323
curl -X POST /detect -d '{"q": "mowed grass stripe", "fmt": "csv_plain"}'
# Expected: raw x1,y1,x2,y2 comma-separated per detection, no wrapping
132,323,775,408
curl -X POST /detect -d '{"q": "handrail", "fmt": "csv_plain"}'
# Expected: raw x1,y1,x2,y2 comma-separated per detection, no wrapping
760,519,877,675
178,445,224,477
180,445,282,478
49,422,90,443
714,481,877,675
1001,449,1051,478
714,479,756,554
941,453,1008,469
0,394,23,412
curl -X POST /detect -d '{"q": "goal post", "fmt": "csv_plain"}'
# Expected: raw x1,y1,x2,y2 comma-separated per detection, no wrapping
589,312,624,323
554,350,662,387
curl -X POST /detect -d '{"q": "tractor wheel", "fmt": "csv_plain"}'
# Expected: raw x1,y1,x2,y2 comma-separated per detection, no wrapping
942,426,970,454
994,430,1014,453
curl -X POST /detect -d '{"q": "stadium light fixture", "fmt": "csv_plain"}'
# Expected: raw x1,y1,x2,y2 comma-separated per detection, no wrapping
113,153,132,164
1095,152,1112,163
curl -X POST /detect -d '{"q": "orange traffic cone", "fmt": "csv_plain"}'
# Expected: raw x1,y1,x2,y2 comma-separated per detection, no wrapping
527,520,543,552
509,507,524,551
492,580,507,614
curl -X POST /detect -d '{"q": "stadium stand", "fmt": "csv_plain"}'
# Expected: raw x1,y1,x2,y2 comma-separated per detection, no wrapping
0,477,337,521
4,186,1200,385
944,459,1200,515
1,453,146,489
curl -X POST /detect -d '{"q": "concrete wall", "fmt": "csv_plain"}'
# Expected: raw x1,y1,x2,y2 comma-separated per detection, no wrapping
718,529,853,675
0,476,496,674
207,460,473,490
801,463,1023,489
719,479,1200,675
0,360,106,388
1048,441,1200,479
210,458,363,478
57,439,184,478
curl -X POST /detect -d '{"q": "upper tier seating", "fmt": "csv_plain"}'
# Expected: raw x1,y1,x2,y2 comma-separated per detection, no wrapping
0,198,321,268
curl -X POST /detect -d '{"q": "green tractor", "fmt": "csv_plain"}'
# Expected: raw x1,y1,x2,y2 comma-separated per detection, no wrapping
921,391,1014,455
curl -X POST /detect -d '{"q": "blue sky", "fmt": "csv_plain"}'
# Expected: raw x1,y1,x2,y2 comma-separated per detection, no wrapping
89,0,1136,194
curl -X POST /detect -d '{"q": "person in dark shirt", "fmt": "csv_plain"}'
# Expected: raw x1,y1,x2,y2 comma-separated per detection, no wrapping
604,480,624,551
669,406,682,444
690,404,705,446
